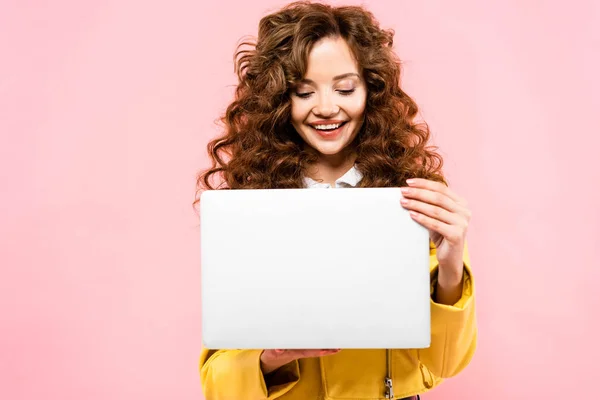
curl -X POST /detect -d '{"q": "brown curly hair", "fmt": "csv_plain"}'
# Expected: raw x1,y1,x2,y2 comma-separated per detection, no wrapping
194,1,444,208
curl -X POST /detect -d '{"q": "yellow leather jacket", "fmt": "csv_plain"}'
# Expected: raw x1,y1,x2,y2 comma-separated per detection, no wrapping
199,242,477,399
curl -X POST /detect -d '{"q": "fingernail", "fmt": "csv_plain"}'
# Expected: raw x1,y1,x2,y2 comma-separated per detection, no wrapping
406,179,415,185
401,187,410,194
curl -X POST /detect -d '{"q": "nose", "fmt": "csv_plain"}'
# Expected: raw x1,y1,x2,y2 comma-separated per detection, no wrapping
313,92,339,117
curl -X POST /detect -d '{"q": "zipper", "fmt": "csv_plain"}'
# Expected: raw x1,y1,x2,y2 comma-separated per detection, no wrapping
384,349,394,399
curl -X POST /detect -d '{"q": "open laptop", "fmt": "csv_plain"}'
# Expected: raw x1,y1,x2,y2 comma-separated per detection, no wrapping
200,187,431,349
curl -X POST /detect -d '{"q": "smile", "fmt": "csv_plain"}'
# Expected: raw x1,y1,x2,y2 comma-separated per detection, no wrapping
308,121,348,139
309,121,348,132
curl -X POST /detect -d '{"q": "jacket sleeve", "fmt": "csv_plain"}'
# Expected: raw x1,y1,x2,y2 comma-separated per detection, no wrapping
418,241,477,379
199,348,300,400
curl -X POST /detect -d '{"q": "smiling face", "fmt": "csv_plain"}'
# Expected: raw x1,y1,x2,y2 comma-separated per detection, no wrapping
290,36,367,160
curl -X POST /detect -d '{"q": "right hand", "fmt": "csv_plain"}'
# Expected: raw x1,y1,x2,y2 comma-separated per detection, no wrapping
260,349,341,374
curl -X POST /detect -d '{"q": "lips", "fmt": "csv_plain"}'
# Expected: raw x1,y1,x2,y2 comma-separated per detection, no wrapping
308,119,347,128
309,121,348,131
309,121,348,139
308,119,346,126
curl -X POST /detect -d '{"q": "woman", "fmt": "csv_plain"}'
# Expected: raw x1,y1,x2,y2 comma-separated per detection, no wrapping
195,2,476,399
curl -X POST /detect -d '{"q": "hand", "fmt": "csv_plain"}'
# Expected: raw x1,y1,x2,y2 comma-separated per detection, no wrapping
400,178,471,279
260,349,340,374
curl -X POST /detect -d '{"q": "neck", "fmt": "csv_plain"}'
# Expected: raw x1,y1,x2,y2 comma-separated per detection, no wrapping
306,147,357,186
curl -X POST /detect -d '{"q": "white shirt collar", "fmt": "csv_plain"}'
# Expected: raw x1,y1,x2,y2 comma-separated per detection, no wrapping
303,164,363,188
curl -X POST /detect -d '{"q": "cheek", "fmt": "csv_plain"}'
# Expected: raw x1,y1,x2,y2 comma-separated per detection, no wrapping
344,96,367,119
290,100,310,125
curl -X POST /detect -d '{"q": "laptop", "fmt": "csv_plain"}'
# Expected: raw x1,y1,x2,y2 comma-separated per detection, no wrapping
200,187,431,349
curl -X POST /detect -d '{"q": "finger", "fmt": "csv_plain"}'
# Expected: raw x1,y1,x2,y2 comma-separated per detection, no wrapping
406,178,464,205
318,349,341,356
308,349,338,354
296,349,339,358
408,211,465,244
401,186,462,214
400,197,461,226
287,349,317,358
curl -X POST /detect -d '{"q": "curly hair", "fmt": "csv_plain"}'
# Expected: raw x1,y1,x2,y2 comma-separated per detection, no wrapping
194,1,444,207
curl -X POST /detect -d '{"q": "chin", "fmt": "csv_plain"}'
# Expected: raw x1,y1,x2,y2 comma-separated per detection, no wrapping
314,145,346,156
307,138,348,156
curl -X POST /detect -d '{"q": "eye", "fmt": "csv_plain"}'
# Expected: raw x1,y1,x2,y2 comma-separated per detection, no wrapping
294,92,313,99
337,89,355,96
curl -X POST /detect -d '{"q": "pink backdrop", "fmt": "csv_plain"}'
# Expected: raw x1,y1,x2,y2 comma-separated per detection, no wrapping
1,1,598,399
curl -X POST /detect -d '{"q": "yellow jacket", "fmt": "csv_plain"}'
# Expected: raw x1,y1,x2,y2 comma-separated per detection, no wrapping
199,242,477,399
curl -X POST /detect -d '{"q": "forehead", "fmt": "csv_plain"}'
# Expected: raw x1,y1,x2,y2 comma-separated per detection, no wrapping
304,37,360,81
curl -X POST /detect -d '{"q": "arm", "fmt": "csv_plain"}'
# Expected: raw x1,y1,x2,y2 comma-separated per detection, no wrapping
199,348,301,400
399,178,477,380
417,241,477,379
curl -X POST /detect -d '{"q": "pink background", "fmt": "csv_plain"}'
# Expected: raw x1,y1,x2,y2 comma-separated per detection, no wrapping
1,0,598,399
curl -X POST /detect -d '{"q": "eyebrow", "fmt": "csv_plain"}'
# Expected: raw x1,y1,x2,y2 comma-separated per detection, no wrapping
299,72,360,85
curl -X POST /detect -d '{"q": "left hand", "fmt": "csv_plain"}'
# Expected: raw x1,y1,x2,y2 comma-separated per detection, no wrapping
400,178,471,277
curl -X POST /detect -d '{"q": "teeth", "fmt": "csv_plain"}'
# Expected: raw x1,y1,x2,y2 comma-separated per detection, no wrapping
314,123,342,130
